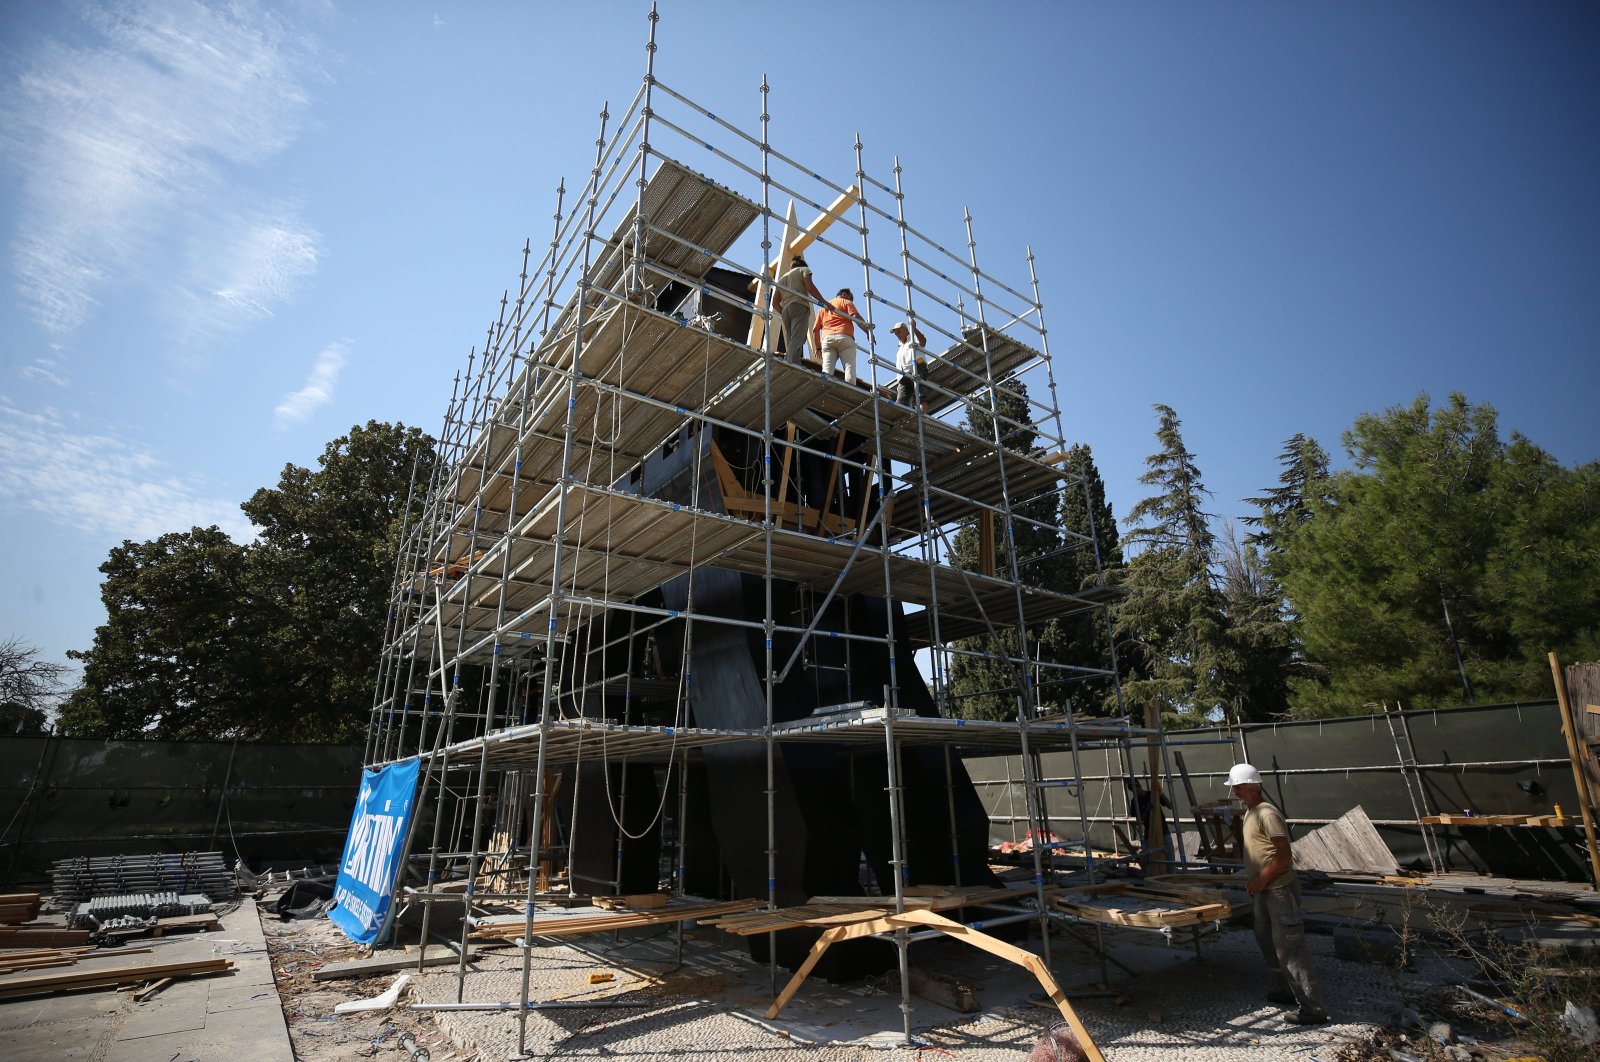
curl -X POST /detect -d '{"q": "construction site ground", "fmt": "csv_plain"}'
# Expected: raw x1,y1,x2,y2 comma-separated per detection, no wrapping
3,878,1596,1061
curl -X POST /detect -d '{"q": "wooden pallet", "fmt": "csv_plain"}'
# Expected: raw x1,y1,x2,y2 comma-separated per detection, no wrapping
1052,881,1232,930
101,913,221,940
470,897,763,941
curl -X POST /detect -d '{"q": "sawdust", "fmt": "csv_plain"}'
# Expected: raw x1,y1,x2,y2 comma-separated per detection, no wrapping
261,912,461,1061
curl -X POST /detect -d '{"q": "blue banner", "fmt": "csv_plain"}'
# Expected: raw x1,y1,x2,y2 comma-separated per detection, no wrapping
329,759,420,945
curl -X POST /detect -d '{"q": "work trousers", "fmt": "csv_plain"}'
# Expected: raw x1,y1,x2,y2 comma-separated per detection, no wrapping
1253,880,1326,1015
820,333,857,383
780,303,812,364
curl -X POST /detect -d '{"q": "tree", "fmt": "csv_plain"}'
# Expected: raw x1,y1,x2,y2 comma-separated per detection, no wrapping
1038,444,1124,713
61,421,438,742
1244,433,1331,557
946,380,1064,720
1211,521,1304,723
1211,434,1336,723
1279,393,1600,715
1113,404,1227,728
243,420,438,738
0,637,70,734
60,528,279,739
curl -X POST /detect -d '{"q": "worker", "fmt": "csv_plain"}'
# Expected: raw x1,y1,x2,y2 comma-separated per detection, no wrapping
1228,762,1329,1026
811,287,872,384
891,320,928,411
773,254,825,365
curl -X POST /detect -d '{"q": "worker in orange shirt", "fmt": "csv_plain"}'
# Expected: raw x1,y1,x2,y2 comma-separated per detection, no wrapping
810,287,873,384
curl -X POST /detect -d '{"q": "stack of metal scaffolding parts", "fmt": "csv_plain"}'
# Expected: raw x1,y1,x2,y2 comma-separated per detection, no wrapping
363,9,1180,1054
66,892,214,931
51,852,237,906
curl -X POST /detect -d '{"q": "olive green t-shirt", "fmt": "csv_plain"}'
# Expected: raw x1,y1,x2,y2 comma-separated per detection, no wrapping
1243,800,1296,890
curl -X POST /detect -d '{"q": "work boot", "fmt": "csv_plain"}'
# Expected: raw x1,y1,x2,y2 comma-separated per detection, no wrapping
1286,1010,1329,1026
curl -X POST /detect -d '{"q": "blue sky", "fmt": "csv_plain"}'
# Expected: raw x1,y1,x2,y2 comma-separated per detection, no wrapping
1,1,1596,674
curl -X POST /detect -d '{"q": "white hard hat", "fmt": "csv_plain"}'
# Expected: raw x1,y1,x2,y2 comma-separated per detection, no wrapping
1226,763,1263,787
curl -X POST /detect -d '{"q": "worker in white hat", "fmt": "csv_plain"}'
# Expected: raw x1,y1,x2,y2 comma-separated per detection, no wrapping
1228,762,1329,1026
890,320,928,412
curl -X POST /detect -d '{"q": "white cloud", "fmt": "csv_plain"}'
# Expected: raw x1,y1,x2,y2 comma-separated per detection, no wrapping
1,1,324,340
0,398,252,543
176,204,322,343
275,340,349,429
19,354,69,387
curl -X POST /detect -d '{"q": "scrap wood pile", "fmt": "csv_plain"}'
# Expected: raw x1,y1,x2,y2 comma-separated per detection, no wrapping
706,884,1053,936
0,889,234,1000
1051,880,1233,929
470,897,764,940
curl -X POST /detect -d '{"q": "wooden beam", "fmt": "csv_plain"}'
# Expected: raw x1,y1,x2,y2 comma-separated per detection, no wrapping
777,423,797,523
1550,652,1600,891
814,429,850,535
709,442,747,503
761,186,861,277
978,511,996,577
748,201,802,350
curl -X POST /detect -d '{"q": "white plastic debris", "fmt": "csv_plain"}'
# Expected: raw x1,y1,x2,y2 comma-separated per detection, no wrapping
334,973,411,1014
1560,1000,1599,1046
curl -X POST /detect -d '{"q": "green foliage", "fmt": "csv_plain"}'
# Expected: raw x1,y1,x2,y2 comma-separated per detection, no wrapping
1212,523,1303,723
946,381,1054,720
1280,393,1600,715
60,421,437,742
1114,404,1228,729
1244,433,1332,560
1038,444,1124,713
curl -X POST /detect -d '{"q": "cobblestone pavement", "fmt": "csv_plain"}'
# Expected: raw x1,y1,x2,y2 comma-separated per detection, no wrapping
407,918,1458,1060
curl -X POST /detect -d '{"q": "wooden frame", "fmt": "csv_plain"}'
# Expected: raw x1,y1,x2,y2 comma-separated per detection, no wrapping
765,907,1105,1062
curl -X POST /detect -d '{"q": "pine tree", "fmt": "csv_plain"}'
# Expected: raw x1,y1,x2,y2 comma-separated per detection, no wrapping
1213,433,1335,722
946,380,1064,720
1244,433,1331,556
1037,444,1124,713
1113,404,1227,728
1278,393,1600,714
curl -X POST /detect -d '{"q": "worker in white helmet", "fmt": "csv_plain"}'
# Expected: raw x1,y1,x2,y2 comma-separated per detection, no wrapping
1228,762,1329,1026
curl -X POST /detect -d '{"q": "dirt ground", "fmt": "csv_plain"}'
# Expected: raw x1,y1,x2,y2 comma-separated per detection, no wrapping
262,911,461,1061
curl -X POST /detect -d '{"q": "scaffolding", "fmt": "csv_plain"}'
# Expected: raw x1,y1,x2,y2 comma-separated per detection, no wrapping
363,7,1177,1053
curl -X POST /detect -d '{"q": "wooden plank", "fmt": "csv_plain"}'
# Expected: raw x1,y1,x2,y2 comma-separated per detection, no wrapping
0,958,232,999
470,898,762,940
1291,806,1397,875
0,928,92,948
593,894,669,910
1052,881,1232,930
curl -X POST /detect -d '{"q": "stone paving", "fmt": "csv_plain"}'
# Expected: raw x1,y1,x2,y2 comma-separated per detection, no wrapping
0,898,293,1062
407,916,1458,1060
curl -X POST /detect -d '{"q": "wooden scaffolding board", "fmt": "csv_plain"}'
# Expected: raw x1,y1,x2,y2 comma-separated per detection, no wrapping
1051,881,1233,930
